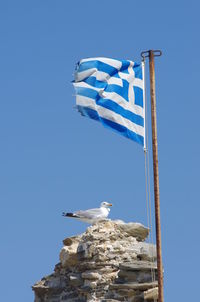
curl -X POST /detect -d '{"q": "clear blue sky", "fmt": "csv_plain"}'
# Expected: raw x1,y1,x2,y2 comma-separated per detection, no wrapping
0,1,199,301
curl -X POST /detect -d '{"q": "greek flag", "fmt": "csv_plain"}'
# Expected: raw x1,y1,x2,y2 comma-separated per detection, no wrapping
73,57,145,147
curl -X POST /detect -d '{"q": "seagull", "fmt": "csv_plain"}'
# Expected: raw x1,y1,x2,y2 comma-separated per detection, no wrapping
62,201,112,224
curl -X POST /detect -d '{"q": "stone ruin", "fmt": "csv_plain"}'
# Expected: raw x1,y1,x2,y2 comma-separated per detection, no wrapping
32,220,158,301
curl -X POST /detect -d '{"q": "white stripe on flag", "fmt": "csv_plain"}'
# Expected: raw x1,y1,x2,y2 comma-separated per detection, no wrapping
80,57,123,69
102,91,144,117
74,83,144,118
76,95,144,137
133,78,143,89
107,76,123,86
73,82,103,92
76,69,110,82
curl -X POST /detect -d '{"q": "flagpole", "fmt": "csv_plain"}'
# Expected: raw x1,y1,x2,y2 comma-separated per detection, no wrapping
141,49,164,302
142,60,146,151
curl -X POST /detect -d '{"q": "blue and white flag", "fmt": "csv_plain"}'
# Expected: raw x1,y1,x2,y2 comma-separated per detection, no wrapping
73,57,145,147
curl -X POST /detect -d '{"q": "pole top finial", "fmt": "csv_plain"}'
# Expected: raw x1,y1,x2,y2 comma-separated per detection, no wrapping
141,50,162,60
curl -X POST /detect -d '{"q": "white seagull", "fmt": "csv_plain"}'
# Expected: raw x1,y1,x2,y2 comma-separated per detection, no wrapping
62,201,112,224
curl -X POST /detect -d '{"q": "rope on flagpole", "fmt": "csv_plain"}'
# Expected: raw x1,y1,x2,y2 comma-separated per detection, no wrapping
143,58,156,296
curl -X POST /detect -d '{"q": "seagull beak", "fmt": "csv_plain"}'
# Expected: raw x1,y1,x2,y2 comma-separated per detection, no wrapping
108,203,112,207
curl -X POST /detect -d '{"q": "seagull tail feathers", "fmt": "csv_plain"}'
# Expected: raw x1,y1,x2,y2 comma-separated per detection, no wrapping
62,212,79,218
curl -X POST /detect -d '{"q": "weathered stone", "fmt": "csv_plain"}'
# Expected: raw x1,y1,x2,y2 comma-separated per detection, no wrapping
83,279,97,289
109,281,158,291
101,299,120,302
63,235,81,246
33,220,157,302
117,271,155,284
59,242,79,267
144,287,158,300
82,271,101,280
116,221,149,241
119,260,157,271
69,273,83,286
135,242,156,261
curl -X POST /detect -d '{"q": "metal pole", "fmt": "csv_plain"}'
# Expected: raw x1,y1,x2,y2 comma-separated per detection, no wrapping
149,50,164,302
141,49,164,302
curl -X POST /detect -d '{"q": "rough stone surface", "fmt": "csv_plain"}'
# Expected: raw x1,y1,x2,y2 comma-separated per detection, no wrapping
32,220,158,301
144,287,158,300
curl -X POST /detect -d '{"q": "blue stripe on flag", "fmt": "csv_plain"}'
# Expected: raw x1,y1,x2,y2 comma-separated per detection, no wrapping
82,77,130,103
77,105,144,145
84,77,107,89
120,60,131,73
134,63,143,80
77,105,99,120
134,86,143,107
105,80,129,101
75,87,144,127
78,60,118,77
74,86,100,100
97,98,144,127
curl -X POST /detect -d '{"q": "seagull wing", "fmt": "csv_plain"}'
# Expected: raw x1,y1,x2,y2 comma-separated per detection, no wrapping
75,207,103,219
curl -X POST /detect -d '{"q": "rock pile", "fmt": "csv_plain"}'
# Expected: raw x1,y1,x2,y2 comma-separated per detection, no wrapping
32,220,158,301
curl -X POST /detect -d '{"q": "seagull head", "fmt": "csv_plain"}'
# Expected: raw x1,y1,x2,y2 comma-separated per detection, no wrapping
100,201,112,208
